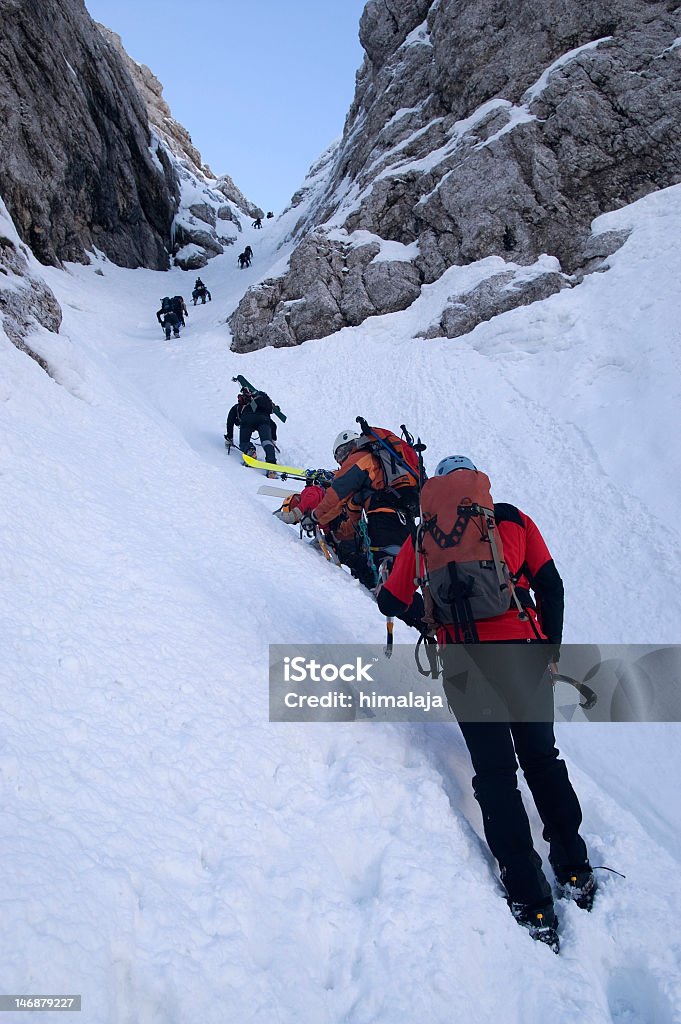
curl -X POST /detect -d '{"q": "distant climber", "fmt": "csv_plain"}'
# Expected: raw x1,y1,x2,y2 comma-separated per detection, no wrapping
192,279,211,305
266,211,274,219
252,217,262,229
171,295,188,326
244,245,253,262
238,251,251,269
156,306,180,340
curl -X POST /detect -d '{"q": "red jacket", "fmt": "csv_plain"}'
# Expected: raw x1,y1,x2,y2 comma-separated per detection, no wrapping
378,503,564,643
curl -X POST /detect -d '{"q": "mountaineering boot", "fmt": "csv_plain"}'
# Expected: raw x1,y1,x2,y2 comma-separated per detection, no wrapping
509,901,560,953
556,867,597,910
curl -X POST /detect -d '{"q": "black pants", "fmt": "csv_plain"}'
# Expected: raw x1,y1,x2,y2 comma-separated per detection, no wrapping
457,718,588,907
367,508,411,553
239,417,276,463
335,539,376,589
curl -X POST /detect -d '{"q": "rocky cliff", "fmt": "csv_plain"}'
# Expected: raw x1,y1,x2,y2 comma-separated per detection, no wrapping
0,198,61,372
230,0,681,350
98,25,263,270
0,0,261,274
0,0,179,269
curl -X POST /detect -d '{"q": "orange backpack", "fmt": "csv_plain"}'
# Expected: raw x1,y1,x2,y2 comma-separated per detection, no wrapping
417,469,513,637
354,424,421,515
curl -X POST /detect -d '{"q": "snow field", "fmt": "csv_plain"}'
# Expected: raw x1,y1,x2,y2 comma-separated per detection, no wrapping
1,186,681,1022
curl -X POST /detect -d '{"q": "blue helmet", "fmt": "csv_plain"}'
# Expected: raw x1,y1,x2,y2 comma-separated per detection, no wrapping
434,455,477,476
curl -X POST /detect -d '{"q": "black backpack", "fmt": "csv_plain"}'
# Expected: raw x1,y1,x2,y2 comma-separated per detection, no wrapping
171,296,183,314
254,391,273,415
161,296,172,312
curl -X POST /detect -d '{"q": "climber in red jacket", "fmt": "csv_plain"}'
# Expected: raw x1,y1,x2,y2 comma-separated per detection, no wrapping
377,455,595,952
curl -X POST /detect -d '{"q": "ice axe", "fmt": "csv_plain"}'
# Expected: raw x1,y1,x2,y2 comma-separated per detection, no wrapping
378,559,394,659
549,664,598,710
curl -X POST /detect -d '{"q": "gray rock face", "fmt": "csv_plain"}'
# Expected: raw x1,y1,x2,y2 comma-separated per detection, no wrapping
230,232,422,351
231,0,681,350
97,26,212,179
0,0,178,269
189,203,217,228
0,227,62,373
98,24,262,268
97,25,260,270
421,263,570,340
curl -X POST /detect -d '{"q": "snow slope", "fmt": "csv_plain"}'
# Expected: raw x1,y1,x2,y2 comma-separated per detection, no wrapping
1,185,681,1023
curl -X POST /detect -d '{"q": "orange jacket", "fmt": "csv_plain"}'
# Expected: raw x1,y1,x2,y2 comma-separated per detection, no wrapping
313,450,389,525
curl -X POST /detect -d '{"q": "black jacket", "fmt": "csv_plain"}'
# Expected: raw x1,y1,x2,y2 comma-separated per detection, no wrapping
226,394,277,440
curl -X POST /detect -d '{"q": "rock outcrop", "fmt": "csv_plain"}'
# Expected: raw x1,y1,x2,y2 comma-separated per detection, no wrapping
231,0,681,350
0,0,178,269
0,200,61,373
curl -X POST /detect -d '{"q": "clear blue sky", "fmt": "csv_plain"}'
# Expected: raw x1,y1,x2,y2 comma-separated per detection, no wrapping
84,0,367,213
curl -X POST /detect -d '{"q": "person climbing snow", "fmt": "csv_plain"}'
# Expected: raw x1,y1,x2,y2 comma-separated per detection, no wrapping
171,295,188,327
156,303,180,340
376,455,596,952
301,426,426,629
192,279,211,305
224,386,278,471
277,480,381,590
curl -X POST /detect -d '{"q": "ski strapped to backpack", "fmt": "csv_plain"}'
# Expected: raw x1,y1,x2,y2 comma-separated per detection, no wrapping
232,375,287,422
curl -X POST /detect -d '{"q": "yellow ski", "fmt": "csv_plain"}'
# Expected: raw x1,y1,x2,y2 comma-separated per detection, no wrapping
242,453,308,479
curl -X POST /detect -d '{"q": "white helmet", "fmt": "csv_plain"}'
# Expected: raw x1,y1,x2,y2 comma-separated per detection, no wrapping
333,429,360,462
435,455,477,476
